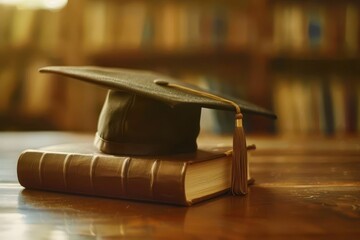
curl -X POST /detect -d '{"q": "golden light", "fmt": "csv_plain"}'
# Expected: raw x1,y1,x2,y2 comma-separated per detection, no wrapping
0,0,67,10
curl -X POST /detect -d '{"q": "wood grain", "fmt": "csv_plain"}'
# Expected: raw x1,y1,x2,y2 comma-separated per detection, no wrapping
0,132,359,239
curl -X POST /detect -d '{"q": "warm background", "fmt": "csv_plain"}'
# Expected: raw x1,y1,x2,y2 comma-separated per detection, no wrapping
0,0,359,136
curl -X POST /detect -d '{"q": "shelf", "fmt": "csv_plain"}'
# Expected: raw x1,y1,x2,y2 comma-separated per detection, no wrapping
269,52,360,74
88,49,250,68
0,112,57,131
0,46,63,63
269,50,360,61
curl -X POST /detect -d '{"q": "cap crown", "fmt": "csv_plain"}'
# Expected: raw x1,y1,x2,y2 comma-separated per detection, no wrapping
95,90,201,155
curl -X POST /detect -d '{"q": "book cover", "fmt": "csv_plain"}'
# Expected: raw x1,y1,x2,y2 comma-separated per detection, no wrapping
272,74,296,135
306,5,326,50
329,76,347,135
344,4,359,54
83,0,107,53
322,78,335,135
20,57,54,117
0,61,17,113
9,8,37,48
117,1,148,50
17,142,248,206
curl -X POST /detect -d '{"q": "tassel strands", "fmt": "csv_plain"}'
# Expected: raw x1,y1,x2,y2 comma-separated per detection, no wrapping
154,79,248,196
232,113,247,195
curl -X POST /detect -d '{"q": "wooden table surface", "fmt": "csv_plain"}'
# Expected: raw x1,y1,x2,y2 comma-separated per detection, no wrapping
0,132,359,239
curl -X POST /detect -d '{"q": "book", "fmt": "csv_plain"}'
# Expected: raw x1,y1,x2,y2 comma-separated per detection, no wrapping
344,4,359,54
288,3,306,52
344,77,357,133
20,57,54,117
83,0,107,53
309,77,326,135
356,81,360,133
17,142,253,206
329,76,347,135
272,3,306,52
10,8,37,48
153,2,182,50
272,74,296,135
0,5,14,49
37,9,63,54
322,78,335,135
117,1,148,50
306,5,326,51
226,7,249,50
0,61,17,113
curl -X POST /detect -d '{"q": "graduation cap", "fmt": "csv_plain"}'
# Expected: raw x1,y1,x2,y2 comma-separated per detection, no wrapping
40,66,276,196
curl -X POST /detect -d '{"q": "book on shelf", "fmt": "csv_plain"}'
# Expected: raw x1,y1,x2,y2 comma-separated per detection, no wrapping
83,0,108,53
37,9,63,54
272,75,295,134
0,61,18,113
154,2,183,50
306,6,326,50
344,78,358,133
329,76,347,135
310,77,326,135
344,4,359,54
272,2,360,55
79,0,253,54
0,5,14,48
357,82,360,133
117,1,148,50
10,8,37,48
273,3,307,52
20,57,55,117
17,142,254,206
226,7,249,50
272,71,360,136
321,78,335,135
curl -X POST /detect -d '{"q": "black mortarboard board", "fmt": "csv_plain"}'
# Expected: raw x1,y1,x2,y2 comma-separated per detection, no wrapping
40,66,276,195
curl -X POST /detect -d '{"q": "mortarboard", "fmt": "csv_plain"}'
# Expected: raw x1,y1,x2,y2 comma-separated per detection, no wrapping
40,66,276,196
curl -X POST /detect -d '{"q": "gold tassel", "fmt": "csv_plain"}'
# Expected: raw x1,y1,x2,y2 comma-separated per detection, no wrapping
232,113,247,195
154,79,248,195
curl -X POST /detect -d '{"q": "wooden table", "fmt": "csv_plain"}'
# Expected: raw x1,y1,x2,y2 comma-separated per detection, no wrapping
1,132,359,239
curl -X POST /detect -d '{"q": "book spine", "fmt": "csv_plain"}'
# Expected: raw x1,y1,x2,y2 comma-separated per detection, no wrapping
17,151,189,206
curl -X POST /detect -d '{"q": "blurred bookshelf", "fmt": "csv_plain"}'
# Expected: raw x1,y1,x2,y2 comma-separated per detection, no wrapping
0,0,359,136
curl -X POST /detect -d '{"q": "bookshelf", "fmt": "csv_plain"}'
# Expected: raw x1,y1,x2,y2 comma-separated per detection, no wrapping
267,0,360,136
0,0,359,135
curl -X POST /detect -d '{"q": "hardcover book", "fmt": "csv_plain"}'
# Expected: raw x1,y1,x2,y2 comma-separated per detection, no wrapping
17,143,253,206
